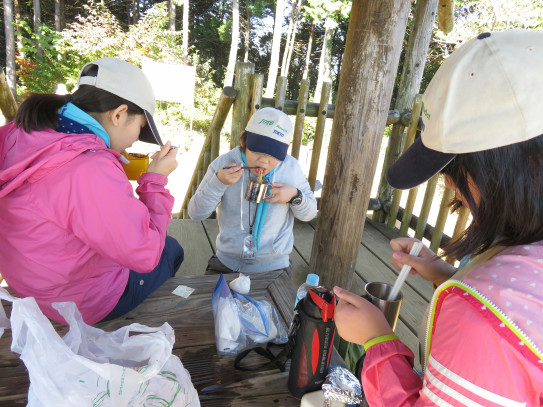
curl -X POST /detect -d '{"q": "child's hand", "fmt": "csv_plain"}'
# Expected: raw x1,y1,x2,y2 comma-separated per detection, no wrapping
333,286,393,345
390,238,456,286
146,141,178,177
265,182,298,204
217,163,243,185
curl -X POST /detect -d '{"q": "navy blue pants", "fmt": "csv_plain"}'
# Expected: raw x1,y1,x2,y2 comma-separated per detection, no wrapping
101,236,184,321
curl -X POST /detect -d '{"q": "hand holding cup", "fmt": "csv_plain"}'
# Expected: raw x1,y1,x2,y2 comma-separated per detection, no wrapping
333,286,393,346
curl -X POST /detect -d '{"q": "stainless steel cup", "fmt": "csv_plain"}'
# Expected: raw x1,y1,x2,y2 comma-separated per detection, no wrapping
363,282,402,330
245,179,270,203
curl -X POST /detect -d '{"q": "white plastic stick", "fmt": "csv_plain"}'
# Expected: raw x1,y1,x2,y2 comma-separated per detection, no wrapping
388,242,424,301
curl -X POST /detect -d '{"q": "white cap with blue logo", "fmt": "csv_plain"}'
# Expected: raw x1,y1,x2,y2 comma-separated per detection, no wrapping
245,107,293,161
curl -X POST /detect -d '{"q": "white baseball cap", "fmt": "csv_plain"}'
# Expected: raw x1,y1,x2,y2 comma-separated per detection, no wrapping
387,30,543,189
77,57,163,146
245,107,293,161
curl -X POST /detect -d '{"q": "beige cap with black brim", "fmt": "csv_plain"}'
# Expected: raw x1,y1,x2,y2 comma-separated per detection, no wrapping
77,57,163,146
387,30,543,190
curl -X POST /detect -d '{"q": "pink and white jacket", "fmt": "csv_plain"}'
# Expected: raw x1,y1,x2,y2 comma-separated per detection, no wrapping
0,122,174,325
361,242,543,406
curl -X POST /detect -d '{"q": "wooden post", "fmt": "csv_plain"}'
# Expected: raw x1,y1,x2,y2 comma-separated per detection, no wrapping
250,73,264,117
373,0,439,223
438,0,454,34
415,175,438,240
308,82,330,191
291,79,309,159
452,206,470,240
399,186,419,236
0,72,18,122
309,0,411,289
274,76,287,111
176,87,237,217
387,94,423,229
231,62,254,149
430,187,455,253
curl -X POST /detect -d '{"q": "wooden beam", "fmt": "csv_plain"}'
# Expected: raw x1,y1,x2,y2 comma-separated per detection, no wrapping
309,0,411,289
260,97,408,125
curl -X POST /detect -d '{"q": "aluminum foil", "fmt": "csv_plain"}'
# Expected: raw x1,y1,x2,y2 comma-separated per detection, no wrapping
322,366,364,406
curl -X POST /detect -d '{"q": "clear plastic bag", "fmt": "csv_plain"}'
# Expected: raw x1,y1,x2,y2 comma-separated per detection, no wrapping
211,274,287,355
0,287,200,407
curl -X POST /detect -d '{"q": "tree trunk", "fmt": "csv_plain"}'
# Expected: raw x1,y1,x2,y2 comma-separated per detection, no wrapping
183,0,189,62
264,0,284,98
54,0,61,31
313,20,332,102
280,0,298,77
33,0,42,57
13,0,23,59
243,2,251,62
135,0,140,23
303,22,315,80
60,0,65,30
3,0,16,97
309,0,410,289
284,0,303,78
373,0,440,223
224,0,239,86
169,0,176,31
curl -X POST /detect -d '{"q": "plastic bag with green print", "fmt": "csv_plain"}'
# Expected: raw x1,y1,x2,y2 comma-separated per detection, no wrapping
0,287,200,407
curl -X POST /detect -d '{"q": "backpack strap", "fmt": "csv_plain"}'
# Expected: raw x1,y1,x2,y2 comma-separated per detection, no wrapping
234,341,290,372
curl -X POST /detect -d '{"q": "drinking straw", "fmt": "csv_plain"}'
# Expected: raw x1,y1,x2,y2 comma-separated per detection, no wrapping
388,241,424,301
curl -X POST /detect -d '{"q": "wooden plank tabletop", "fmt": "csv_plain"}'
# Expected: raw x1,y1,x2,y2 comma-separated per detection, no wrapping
0,271,308,406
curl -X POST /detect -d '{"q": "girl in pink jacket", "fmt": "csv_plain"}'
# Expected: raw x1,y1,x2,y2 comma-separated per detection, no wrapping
334,31,543,406
0,58,182,325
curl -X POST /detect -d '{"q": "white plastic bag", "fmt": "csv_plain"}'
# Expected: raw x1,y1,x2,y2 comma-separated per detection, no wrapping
211,274,287,355
0,287,200,407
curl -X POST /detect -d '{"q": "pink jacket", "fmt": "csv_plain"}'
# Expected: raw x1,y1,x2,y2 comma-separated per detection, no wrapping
0,123,174,325
361,242,543,406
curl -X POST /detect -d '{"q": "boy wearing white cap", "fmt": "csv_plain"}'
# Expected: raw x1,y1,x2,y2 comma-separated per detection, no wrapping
189,107,317,274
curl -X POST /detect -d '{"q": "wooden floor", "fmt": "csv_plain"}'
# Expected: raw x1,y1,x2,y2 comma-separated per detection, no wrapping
167,216,433,369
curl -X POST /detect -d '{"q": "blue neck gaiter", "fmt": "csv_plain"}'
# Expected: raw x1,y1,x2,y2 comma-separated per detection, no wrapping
57,102,111,148
241,151,276,251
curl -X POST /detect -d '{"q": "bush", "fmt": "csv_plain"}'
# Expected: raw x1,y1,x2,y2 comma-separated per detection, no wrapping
14,2,222,152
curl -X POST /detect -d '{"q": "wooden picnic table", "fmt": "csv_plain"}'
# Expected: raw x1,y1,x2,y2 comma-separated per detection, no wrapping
0,270,329,406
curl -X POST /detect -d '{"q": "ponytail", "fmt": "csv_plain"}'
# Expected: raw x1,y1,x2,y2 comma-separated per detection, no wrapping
15,93,71,133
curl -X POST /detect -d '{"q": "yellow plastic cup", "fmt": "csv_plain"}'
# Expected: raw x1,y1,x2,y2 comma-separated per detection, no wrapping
122,152,149,180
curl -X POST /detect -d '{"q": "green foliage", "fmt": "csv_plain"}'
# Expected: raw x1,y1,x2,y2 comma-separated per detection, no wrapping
302,117,317,146
13,1,220,152
15,20,80,93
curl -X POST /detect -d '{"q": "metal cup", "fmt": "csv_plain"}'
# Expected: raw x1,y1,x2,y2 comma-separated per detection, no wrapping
245,179,270,203
363,282,402,330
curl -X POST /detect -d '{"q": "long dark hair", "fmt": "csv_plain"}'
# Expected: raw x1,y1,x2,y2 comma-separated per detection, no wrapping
441,134,543,261
15,64,143,133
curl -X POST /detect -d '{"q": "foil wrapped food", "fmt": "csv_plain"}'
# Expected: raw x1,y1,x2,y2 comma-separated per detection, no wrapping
322,366,364,406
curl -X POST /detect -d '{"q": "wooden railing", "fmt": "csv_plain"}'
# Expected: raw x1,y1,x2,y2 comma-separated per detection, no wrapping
174,62,469,256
